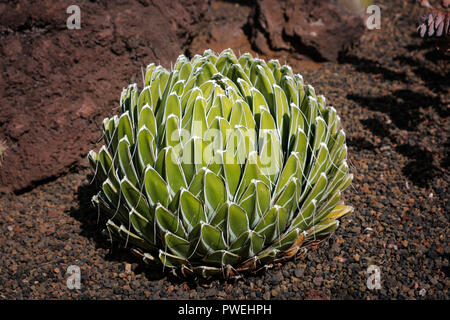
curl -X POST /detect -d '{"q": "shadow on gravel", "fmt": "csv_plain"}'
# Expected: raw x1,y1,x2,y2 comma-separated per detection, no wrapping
346,136,375,151
338,54,409,82
394,54,449,94
347,89,444,131
69,177,167,281
360,117,395,141
395,144,439,188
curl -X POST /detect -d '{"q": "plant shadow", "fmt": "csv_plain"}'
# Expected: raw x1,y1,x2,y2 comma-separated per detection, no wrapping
347,88,444,131
68,176,168,282
339,54,409,82
395,144,439,188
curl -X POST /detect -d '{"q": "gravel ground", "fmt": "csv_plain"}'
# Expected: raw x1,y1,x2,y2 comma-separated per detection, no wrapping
0,0,448,299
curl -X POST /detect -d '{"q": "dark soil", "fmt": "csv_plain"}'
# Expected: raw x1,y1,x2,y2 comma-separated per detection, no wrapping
0,0,449,299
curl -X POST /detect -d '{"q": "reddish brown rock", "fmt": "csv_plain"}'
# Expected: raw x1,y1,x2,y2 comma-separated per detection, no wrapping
248,0,365,61
0,0,208,193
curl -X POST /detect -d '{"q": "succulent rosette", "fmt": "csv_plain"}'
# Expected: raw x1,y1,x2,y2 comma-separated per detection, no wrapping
88,49,353,278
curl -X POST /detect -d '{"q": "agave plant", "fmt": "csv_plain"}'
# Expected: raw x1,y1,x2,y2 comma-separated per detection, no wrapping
88,49,353,278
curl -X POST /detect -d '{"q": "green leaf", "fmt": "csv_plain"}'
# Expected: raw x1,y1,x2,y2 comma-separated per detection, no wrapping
143,166,170,207
312,117,327,153
280,76,298,106
156,147,187,197
101,179,122,214
288,104,304,152
270,227,303,251
254,207,277,243
163,92,182,121
305,219,339,240
159,250,187,267
273,153,300,198
229,100,255,130
250,64,274,108
204,250,241,266
250,87,269,122
259,107,276,131
138,87,152,114
155,204,186,238
204,170,227,219
236,78,252,102
209,203,228,233
291,128,308,180
179,189,206,232
301,172,328,210
191,96,208,139
164,114,182,154
138,105,157,136
98,146,119,188
144,63,155,87
290,199,317,230
247,230,265,256
221,147,241,200
316,190,341,222
200,223,227,253
305,142,328,187
237,179,270,228
117,137,139,186
272,84,288,125
188,167,207,198
227,203,249,243
137,127,156,170
164,232,190,258
120,177,152,222
117,111,134,145
129,208,156,246
259,129,282,183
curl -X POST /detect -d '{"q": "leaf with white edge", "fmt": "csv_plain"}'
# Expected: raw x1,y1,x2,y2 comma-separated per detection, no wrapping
163,147,187,197
98,146,120,188
273,153,300,198
164,92,182,121
274,177,300,216
204,250,241,266
144,63,155,87
180,189,206,232
117,112,134,145
200,223,227,253
290,199,317,231
238,179,270,228
144,166,170,207
121,177,152,221
137,127,156,169
117,137,139,186
227,203,249,243
165,232,190,258
324,204,353,221
164,114,182,154
301,173,328,212
204,170,227,219
138,87,152,114
159,250,188,267
155,205,186,238
129,208,156,245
